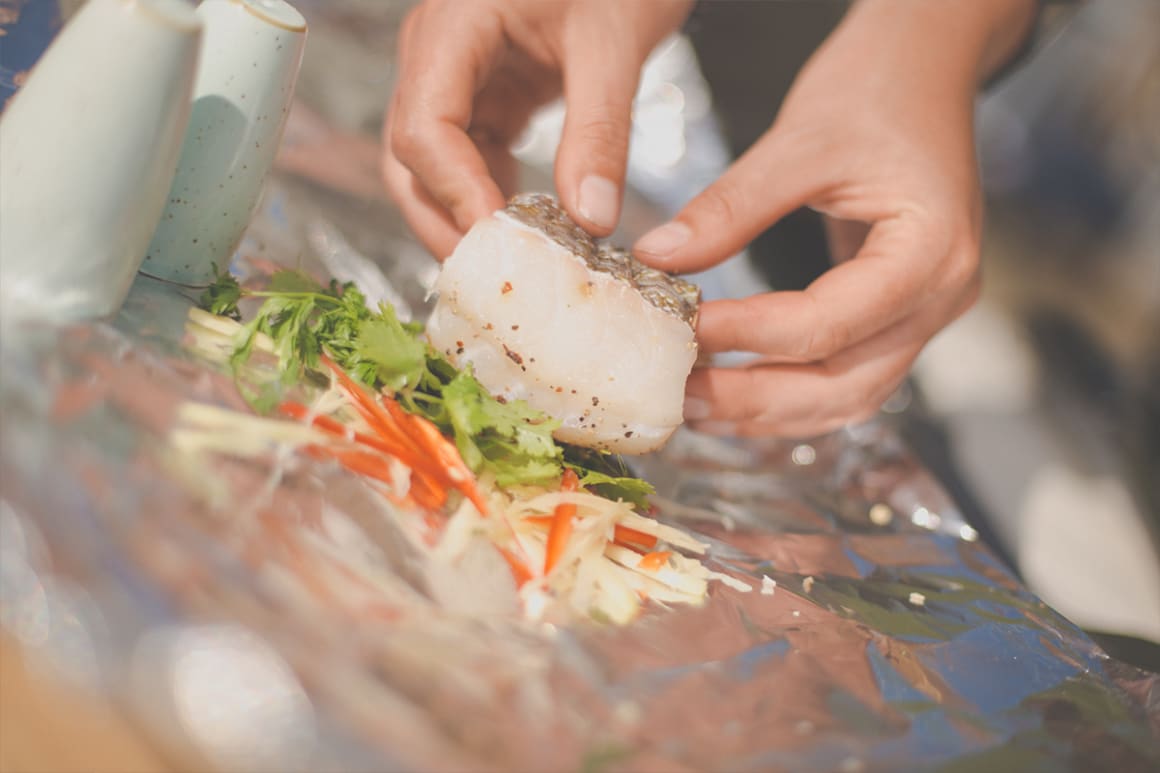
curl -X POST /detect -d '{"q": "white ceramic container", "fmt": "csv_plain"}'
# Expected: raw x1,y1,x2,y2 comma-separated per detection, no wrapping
0,0,202,322
141,0,307,287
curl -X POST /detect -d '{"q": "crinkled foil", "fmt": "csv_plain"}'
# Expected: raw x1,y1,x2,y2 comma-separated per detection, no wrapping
2,2,1158,771
2,235,1158,773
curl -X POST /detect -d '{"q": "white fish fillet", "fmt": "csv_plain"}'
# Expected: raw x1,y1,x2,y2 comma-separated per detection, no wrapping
427,194,699,454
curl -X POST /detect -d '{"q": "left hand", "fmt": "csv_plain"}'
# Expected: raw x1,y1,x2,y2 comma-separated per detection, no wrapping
634,0,1037,437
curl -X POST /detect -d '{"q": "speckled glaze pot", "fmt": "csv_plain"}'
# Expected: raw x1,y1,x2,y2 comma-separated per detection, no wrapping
142,0,307,287
0,0,202,323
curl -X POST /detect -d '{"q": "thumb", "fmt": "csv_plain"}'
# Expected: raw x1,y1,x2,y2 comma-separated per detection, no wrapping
633,134,820,274
554,32,643,236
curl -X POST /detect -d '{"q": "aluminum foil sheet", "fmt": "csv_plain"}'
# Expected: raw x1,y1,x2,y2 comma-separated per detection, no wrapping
2,204,1158,772
2,2,1158,770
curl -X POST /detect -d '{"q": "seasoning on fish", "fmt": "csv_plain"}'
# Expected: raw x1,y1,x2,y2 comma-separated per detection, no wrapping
427,194,701,454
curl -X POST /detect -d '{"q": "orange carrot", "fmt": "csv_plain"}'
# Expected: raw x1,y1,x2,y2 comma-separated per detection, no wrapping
280,401,414,460
306,445,397,488
389,397,489,516
613,524,658,549
320,357,492,517
408,468,449,510
322,357,426,460
498,547,535,588
638,551,672,572
544,469,581,574
523,515,552,528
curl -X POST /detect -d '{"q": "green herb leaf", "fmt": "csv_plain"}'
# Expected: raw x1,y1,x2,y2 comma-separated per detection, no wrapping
442,371,563,486
564,446,655,509
198,264,242,320
353,309,427,392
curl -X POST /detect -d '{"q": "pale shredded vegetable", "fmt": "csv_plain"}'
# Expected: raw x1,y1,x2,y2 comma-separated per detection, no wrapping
175,308,751,624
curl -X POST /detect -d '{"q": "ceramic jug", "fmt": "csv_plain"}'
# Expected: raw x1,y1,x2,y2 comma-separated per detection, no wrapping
141,0,307,287
0,0,203,322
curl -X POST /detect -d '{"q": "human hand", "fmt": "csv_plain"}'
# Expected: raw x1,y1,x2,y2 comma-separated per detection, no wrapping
382,0,692,259
634,0,1038,438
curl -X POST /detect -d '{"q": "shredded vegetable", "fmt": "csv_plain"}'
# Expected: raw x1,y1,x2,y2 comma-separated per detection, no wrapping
177,268,750,623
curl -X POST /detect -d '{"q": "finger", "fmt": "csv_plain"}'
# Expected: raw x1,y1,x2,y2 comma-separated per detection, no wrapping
684,276,979,435
382,86,464,258
633,130,823,271
554,25,643,236
388,5,507,232
694,215,962,362
823,215,871,264
382,151,464,259
685,343,920,438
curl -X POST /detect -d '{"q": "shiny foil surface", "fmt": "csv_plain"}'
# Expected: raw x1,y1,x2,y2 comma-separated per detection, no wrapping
2,239,1157,772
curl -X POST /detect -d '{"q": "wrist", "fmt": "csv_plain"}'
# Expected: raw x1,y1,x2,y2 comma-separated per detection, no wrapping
839,0,1040,88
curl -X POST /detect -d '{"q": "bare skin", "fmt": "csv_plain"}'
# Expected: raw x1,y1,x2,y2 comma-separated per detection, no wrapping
383,0,1039,438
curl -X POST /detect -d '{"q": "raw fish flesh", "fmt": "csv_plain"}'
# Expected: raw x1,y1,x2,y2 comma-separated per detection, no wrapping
427,194,700,454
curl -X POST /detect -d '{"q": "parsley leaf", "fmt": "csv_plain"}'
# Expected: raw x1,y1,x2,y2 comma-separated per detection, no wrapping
353,310,427,392
198,264,242,320
442,371,562,486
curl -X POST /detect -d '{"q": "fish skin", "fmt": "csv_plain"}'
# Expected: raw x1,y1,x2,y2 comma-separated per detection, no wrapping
504,194,700,328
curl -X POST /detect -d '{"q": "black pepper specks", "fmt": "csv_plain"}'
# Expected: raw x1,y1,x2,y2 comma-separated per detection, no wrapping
503,344,523,366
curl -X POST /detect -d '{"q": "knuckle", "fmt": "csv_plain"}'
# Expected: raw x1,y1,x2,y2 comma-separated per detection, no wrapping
389,118,425,163
941,236,981,291
572,113,630,163
797,295,851,361
693,180,745,228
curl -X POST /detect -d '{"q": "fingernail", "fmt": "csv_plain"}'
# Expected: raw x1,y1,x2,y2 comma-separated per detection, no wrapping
635,221,692,259
683,397,712,421
577,175,620,232
692,420,737,437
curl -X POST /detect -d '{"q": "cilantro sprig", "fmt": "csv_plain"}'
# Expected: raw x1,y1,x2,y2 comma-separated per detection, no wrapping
198,268,652,507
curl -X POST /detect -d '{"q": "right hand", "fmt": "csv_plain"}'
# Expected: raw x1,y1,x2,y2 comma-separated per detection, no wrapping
382,0,692,258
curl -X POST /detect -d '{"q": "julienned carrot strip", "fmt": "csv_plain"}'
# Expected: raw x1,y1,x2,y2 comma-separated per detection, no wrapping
280,401,413,460
638,550,672,572
408,468,449,510
390,398,489,516
543,469,581,574
307,445,396,487
320,356,490,519
322,357,426,460
320,358,462,502
543,503,576,574
499,547,535,588
613,524,658,549
278,401,350,436
524,515,552,527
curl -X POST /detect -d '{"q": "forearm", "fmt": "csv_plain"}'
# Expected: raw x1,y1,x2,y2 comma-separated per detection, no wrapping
835,0,1040,90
